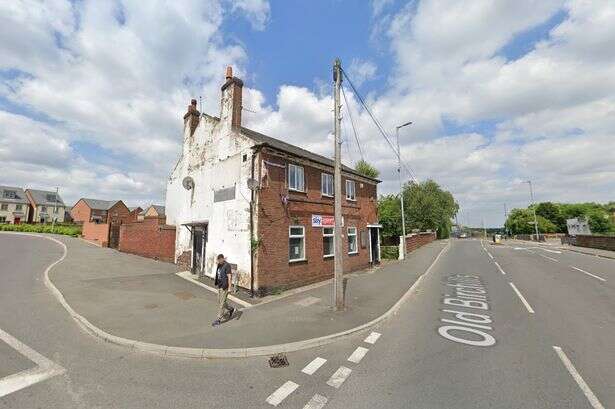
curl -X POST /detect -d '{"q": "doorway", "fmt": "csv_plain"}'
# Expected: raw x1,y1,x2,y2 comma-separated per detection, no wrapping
369,227,380,264
14,217,20,225
192,225,207,277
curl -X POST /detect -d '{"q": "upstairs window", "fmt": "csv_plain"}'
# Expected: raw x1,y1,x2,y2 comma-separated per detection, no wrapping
346,180,356,201
3,191,16,199
321,173,334,197
41,206,47,212
1,204,7,211
16,204,22,211
46,194,57,202
288,164,305,192
323,227,334,257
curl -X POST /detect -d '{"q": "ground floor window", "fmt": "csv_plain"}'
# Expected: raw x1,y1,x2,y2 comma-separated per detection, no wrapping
289,226,305,261
323,227,334,257
348,227,358,254
0,216,6,223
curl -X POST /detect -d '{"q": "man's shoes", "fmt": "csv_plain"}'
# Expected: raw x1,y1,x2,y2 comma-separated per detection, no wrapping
228,307,235,318
211,319,222,327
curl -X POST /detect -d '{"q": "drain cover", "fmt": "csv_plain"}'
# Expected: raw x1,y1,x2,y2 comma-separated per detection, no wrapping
268,354,289,368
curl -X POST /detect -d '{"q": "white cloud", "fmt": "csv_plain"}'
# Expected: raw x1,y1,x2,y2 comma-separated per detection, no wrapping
227,0,271,30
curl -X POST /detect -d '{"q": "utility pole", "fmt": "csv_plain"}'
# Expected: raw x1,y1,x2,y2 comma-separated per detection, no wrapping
51,186,59,232
504,203,508,236
333,58,344,311
526,180,540,240
395,121,412,259
482,217,486,239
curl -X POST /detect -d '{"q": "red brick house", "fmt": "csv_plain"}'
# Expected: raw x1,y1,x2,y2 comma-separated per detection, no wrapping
166,67,381,295
71,198,131,224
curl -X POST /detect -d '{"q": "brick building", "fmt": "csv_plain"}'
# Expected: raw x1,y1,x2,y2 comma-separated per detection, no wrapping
166,67,381,295
71,198,132,224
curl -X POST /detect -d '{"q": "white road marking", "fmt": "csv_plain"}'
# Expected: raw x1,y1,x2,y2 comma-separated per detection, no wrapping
347,346,369,363
570,266,606,282
294,296,321,307
364,331,381,344
494,261,506,275
487,252,494,259
553,346,605,409
0,328,65,398
509,282,535,314
539,253,559,262
303,394,328,409
326,366,352,389
266,381,299,406
302,357,327,375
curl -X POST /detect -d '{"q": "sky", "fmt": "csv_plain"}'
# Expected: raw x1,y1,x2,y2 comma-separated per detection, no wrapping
1,0,614,227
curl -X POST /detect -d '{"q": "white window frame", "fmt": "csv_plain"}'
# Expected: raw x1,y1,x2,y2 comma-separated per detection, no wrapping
323,227,334,257
0,204,7,211
288,164,305,192
321,173,334,197
346,179,356,201
289,225,306,262
348,227,358,254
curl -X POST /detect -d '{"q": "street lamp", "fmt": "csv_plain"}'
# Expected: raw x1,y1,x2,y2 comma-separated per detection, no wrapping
525,180,540,240
396,121,412,259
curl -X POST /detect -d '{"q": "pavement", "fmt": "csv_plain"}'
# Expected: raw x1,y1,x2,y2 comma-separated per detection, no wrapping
510,237,615,259
1,233,613,409
25,232,448,351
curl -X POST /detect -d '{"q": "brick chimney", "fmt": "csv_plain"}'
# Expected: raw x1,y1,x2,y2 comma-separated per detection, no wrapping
220,66,243,129
183,98,200,136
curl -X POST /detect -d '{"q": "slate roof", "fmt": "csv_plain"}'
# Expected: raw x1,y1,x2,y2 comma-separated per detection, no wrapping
240,126,380,183
149,205,165,216
0,186,29,204
26,189,66,206
81,198,119,210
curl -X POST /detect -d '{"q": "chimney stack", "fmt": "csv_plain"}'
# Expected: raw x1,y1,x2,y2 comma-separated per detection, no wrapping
220,65,243,130
183,98,200,136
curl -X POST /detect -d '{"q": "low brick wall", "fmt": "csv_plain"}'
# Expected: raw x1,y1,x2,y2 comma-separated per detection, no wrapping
82,221,110,247
118,218,175,262
404,231,437,254
562,235,615,251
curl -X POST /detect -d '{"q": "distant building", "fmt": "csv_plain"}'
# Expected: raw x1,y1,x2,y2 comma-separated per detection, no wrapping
25,189,66,223
143,205,165,219
566,217,591,235
128,206,143,222
0,186,30,224
71,198,131,224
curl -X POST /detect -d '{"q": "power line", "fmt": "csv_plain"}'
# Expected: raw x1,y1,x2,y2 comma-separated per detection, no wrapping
340,85,364,161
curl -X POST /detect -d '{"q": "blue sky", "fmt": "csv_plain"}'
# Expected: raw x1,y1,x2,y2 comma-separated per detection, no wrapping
1,0,614,227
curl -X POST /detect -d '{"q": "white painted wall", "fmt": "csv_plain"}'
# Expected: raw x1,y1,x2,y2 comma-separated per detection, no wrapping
166,112,254,285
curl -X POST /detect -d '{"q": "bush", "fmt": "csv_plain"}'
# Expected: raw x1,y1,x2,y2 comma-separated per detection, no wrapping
0,223,81,237
380,245,399,260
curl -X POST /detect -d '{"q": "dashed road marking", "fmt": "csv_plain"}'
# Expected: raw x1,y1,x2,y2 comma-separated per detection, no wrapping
0,328,65,398
509,282,535,314
487,252,494,259
303,393,328,409
347,346,369,364
326,366,352,389
570,266,606,282
553,346,605,409
364,332,381,344
302,357,327,375
266,381,299,406
494,261,506,275
539,254,559,262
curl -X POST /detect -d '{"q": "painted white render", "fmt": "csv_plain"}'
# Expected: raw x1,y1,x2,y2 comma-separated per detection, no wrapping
166,76,255,287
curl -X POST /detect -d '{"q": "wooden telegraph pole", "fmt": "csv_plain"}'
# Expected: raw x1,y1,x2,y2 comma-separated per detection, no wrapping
333,58,344,311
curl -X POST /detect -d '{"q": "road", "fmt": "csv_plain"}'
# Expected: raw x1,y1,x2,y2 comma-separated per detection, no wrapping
1,234,613,408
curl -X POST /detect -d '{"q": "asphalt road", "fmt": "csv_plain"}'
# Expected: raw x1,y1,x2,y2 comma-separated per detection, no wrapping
1,234,613,408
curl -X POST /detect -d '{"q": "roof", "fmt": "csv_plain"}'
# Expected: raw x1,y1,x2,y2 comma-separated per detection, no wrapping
240,126,380,183
0,186,29,204
26,189,65,206
128,206,143,212
149,205,165,216
81,198,119,210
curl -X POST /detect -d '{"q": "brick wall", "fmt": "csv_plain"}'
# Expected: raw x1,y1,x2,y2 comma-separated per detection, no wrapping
70,199,91,224
82,221,110,246
255,149,379,294
404,231,436,253
562,234,615,251
118,218,176,262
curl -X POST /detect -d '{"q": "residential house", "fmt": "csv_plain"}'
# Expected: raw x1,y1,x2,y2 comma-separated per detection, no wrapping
0,186,30,224
71,198,131,224
166,67,381,295
143,205,165,220
128,206,143,222
25,189,66,223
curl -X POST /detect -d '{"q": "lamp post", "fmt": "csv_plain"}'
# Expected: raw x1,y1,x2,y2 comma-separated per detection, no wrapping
396,121,412,259
525,180,540,240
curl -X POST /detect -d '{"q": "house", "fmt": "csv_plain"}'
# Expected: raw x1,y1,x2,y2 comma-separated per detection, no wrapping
166,67,381,295
143,205,165,219
0,186,30,224
128,206,143,222
25,189,66,223
71,198,131,224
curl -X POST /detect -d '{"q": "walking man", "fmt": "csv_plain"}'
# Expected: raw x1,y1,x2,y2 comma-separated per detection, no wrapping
212,254,234,326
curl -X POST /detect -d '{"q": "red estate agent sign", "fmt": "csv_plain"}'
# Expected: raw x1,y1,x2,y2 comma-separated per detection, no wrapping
312,215,336,227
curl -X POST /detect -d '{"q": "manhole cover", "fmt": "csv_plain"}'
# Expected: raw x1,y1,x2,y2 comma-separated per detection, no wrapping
268,354,289,368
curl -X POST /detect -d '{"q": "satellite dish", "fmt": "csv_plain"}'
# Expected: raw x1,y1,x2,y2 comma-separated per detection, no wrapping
247,178,259,190
182,176,194,190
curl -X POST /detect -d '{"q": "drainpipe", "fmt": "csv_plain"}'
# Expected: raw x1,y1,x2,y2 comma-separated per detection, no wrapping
249,146,261,297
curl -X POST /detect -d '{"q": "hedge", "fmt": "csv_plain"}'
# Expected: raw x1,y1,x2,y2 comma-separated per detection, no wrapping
380,245,399,260
0,223,81,237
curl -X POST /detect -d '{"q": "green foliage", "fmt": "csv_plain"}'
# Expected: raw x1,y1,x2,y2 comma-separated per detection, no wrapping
354,160,380,179
380,245,399,260
535,202,566,232
505,209,556,234
0,223,81,237
378,179,458,241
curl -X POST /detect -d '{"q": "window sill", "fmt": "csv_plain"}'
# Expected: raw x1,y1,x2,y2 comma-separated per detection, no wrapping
289,188,306,194
348,251,359,256
321,194,334,198
323,254,334,259
289,258,307,264
346,198,357,202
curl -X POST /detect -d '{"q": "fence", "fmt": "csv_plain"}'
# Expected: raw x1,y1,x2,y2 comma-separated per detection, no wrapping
81,221,110,247
561,235,615,252
402,231,437,257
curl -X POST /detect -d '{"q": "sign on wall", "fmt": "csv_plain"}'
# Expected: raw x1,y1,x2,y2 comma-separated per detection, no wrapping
311,215,343,227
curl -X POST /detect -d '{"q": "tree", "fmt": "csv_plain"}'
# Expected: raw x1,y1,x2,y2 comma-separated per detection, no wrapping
535,202,566,232
377,194,402,242
403,179,459,239
355,160,379,179
505,208,557,234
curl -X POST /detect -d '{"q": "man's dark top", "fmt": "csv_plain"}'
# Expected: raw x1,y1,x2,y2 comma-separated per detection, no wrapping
214,261,231,290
